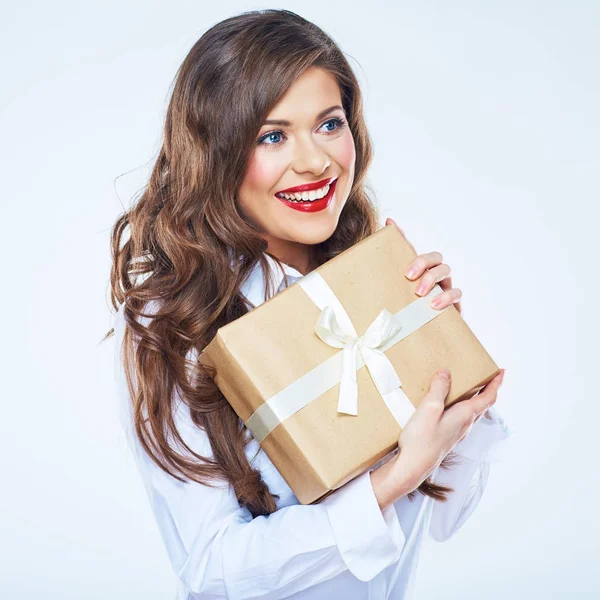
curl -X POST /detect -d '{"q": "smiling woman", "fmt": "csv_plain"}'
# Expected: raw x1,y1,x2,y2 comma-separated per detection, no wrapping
238,67,357,272
104,8,509,600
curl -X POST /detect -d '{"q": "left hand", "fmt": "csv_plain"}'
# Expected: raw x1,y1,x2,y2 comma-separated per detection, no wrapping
385,218,463,316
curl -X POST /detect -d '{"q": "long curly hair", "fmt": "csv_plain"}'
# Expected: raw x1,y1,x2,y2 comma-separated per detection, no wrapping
104,8,457,519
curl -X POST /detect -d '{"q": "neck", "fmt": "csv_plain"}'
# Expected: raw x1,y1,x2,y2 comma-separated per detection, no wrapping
265,239,324,276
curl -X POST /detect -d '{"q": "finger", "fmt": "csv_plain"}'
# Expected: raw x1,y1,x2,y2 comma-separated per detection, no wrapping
435,275,463,315
455,298,463,316
415,263,451,296
437,274,453,293
469,370,505,414
405,252,444,281
422,369,452,410
443,370,504,425
430,288,463,310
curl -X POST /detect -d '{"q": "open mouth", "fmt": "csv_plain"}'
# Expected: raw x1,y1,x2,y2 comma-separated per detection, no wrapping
275,178,336,203
275,177,337,203
274,178,338,213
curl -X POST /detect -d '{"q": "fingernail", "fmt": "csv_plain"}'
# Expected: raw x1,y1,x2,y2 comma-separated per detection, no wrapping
405,266,418,279
439,369,450,379
416,283,427,295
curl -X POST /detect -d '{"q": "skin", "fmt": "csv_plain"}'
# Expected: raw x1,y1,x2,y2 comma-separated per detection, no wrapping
238,66,355,275
238,66,506,510
372,366,505,511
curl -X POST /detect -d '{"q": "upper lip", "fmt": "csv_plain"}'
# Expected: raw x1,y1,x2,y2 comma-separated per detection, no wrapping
275,176,337,195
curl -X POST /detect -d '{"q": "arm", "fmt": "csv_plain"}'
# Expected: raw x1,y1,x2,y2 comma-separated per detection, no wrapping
113,304,406,598
427,405,512,542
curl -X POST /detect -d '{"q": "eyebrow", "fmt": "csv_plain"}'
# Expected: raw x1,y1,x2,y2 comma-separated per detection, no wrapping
262,105,344,127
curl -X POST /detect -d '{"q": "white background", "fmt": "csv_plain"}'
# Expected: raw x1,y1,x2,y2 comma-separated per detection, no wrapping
2,1,597,598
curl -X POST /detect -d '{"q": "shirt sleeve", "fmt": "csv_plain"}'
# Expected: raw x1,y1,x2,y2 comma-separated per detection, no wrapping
112,304,406,598
428,406,512,542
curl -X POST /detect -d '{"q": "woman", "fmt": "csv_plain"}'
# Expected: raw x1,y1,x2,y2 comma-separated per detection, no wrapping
106,9,509,599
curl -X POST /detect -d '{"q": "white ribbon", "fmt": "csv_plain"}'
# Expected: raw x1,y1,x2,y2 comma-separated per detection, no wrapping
244,271,450,443
314,306,404,416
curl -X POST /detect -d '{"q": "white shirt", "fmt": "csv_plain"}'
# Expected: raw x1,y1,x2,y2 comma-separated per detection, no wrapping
112,253,511,600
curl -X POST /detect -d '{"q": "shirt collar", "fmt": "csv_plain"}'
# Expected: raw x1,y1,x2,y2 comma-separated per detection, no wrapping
239,253,305,309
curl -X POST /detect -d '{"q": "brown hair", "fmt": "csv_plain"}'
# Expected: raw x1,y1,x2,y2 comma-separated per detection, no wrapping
103,8,457,519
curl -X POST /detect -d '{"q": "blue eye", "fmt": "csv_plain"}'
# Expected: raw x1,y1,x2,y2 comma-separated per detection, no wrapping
257,130,286,146
257,116,347,146
321,117,344,132
262,132,283,145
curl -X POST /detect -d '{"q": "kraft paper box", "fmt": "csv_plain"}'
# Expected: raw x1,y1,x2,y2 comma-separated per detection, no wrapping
199,224,500,505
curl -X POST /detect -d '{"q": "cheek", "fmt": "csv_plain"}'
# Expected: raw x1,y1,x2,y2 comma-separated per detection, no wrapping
336,132,356,171
243,153,282,194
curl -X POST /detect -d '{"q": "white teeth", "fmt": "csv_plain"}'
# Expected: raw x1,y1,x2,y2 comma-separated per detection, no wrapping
276,182,332,202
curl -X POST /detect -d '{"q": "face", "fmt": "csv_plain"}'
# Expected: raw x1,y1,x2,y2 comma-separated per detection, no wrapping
237,66,356,272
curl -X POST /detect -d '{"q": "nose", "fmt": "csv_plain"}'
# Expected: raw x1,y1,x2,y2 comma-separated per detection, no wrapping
292,135,331,176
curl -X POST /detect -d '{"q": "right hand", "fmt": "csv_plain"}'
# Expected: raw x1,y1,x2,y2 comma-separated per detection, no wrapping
370,367,505,510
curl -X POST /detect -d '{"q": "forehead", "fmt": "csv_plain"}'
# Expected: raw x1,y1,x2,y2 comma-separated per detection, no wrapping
265,67,342,122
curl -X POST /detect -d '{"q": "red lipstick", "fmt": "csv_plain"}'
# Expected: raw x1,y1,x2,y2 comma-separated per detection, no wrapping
275,178,338,213
275,176,337,195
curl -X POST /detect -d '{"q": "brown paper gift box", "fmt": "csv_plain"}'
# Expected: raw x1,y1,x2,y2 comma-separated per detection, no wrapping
199,224,500,505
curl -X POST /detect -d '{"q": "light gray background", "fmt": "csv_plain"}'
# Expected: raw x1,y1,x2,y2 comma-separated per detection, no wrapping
1,1,597,598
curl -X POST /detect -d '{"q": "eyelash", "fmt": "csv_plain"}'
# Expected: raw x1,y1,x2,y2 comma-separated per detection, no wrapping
257,117,347,146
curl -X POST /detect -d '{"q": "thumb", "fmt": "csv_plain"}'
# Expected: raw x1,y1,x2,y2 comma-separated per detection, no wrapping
424,369,452,407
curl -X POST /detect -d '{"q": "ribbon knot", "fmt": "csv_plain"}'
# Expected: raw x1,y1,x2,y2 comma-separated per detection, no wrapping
314,306,404,416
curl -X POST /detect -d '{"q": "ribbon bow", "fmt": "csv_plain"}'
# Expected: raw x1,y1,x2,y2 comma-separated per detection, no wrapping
314,306,404,416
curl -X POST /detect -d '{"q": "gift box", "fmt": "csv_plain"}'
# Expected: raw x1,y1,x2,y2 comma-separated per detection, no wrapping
199,224,500,505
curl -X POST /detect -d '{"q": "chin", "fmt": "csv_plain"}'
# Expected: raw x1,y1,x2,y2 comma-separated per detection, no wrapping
292,219,339,245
